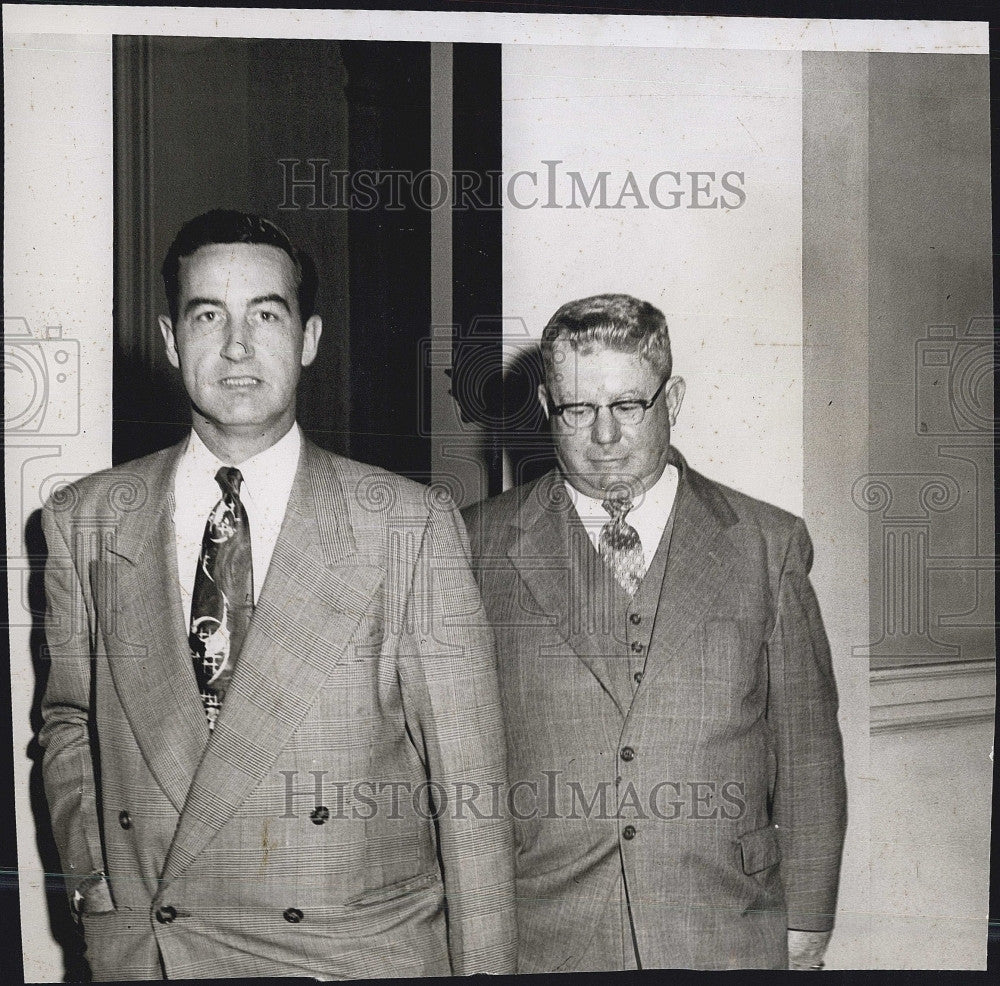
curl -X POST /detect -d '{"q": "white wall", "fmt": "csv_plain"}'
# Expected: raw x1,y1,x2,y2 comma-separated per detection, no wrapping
5,32,114,981
502,45,804,514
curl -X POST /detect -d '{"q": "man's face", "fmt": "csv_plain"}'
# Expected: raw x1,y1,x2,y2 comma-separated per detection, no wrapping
538,342,685,499
159,242,321,454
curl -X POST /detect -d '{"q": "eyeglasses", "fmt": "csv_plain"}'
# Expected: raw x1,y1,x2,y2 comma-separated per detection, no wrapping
548,376,669,428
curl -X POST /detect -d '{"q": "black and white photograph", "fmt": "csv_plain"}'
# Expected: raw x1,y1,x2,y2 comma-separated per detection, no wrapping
3,2,994,980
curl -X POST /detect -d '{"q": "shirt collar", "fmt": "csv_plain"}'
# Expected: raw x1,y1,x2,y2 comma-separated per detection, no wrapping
181,424,302,507
562,459,679,526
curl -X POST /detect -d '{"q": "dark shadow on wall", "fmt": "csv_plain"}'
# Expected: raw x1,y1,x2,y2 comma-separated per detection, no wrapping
447,331,557,495
501,344,557,488
25,509,90,982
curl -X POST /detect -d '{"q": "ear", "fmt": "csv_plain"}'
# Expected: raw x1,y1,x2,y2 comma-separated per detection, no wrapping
159,315,180,369
537,382,551,420
664,376,686,425
301,315,323,367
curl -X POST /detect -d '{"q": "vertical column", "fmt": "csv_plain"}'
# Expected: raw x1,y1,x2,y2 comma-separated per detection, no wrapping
450,43,503,505
428,43,482,507
864,52,993,969
429,43,455,497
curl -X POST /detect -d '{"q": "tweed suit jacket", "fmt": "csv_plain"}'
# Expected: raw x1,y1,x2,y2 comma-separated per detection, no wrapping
40,435,516,980
462,449,846,972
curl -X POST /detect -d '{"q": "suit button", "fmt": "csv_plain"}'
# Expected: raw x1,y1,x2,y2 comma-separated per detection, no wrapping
310,806,330,825
623,825,636,840
620,746,635,762
118,810,131,829
633,671,643,684
630,640,644,653
629,613,641,625
283,907,304,924
155,905,177,924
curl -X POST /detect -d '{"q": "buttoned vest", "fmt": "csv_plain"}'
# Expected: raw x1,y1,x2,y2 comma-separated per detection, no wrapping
599,501,678,707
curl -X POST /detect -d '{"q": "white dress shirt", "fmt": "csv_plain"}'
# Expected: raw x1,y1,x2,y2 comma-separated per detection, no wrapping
173,424,302,612
563,462,679,575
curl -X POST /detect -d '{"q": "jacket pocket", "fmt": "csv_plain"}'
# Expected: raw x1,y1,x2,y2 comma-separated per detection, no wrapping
738,823,781,875
345,870,440,908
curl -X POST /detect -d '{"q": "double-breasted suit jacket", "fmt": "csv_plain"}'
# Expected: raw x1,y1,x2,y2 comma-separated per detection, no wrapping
462,450,846,971
40,436,516,980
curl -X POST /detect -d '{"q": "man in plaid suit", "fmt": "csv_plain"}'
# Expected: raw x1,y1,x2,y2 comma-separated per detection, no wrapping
463,294,846,972
40,210,515,979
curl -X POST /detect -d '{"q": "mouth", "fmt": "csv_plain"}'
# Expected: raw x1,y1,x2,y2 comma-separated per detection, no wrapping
218,376,262,389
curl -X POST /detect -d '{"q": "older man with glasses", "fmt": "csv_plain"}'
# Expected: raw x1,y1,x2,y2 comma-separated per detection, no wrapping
463,293,846,973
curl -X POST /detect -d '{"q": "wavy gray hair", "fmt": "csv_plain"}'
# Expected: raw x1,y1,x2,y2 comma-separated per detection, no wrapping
539,294,672,383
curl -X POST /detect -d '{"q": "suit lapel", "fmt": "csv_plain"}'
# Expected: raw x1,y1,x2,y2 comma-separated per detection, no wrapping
101,441,210,814
640,456,742,689
508,471,630,716
161,441,383,883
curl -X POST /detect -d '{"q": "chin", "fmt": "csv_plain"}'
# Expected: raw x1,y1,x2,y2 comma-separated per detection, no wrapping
590,465,634,484
581,477,626,500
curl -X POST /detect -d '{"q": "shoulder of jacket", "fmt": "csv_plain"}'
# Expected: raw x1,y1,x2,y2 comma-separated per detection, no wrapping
687,465,801,539
308,444,442,518
43,445,180,517
462,474,547,528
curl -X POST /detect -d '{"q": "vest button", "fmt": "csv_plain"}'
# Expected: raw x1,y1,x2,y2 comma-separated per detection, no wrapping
623,825,637,840
284,907,304,923
633,671,643,684
118,810,131,829
155,905,177,924
630,640,644,653
629,613,641,625
620,746,635,762
310,806,330,825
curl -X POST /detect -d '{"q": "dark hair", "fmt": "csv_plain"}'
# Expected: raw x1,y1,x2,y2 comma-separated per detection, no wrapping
540,293,672,380
161,209,318,322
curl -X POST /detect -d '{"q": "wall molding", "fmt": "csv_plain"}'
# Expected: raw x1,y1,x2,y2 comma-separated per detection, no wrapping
870,659,996,733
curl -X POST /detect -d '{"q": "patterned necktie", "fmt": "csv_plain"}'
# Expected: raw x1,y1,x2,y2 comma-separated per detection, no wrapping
599,495,644,596
189,467,254,730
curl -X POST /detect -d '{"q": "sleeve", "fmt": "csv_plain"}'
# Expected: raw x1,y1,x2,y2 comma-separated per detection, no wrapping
397,497,517,976
38,500,114,912
766,517,847,933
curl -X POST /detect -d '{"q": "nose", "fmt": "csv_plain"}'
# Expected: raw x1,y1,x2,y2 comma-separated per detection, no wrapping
591,406,621,445
221,319,253,361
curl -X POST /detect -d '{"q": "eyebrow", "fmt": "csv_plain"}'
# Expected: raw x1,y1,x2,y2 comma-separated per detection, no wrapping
182,296,223,316
251,293,292,312
182,293,293,316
